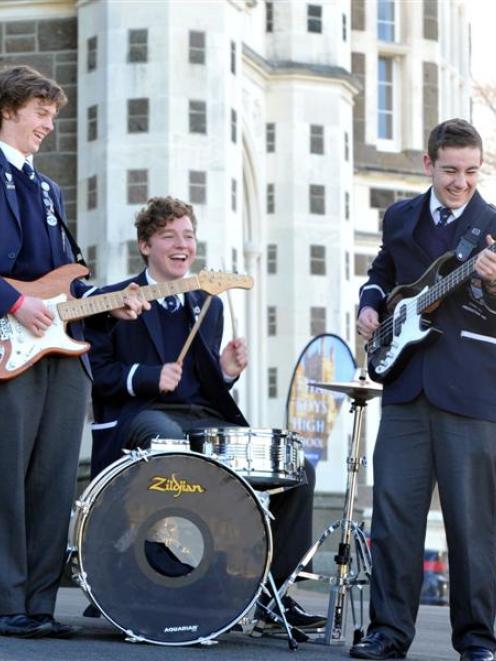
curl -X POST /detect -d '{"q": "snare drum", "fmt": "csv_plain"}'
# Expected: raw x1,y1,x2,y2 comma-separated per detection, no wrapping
188,428,305,489
70,450,272,645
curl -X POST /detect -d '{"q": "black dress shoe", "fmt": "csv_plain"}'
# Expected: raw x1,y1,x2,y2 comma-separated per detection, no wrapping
30,614,80,638
460,648,495,661
256,595,326,630
350,631,406,659
0,614,52,638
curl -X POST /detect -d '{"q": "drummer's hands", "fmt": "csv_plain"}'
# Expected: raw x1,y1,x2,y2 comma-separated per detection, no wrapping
220,337,248,378
356,307,380,342
159,362,182,393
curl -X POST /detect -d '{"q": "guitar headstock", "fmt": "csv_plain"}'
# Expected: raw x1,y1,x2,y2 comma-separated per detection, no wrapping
197,270,254,294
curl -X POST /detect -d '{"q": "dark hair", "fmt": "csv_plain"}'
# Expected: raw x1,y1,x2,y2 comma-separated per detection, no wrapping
0,65,67,128
427,118,483,163
135,196,197,261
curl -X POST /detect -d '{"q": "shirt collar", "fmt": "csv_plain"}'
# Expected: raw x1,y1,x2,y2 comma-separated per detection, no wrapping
429,188,467,225
0,141,33,172
145,268,185,307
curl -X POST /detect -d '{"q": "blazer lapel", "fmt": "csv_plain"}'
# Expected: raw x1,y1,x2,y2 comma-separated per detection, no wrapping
403,191,433,264
452,190,489,246
0,150,21,228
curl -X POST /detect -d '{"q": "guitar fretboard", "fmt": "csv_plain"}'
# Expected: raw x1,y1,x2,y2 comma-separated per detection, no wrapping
58,275,201,321
417,242,496,312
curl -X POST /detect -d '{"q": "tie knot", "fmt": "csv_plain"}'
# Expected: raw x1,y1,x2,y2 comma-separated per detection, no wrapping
22,161,36,181
163,295,180,313
437,206,452,226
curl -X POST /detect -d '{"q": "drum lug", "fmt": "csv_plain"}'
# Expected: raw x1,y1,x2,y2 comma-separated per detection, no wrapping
75,499,90,515
124,630,145,643
74,570,91,592
123,447,151,463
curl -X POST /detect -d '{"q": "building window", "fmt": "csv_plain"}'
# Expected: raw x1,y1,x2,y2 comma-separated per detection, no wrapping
309,184,325,215
127,169,148,205
231,178,237,212
191,241,207,273
128,29,148,63
308,4,322,33
346,311,351,342
87,36,97,72
231,108,237,143
355,253,375,277
232,247,238,272
189,100,207,134
310,307,326,336
127,239,143,274
310,244,326,275
342,13,347,40
127,98,149,133
378,57,393,140
268,367,278,398
189,170,207,204
266,122,276,153
344,131,350,161
267,306,277,336
267,183,275,214
189,30,205,64
266,1,274,32
230,40,236,74
87,105,97,142
370,187,413,227
310,124,324,154
345,251,350,280
267,244,277,274
377,0,395,42
87,175,97,210
86,245,97,280
345,191,350,220
423,0,438,41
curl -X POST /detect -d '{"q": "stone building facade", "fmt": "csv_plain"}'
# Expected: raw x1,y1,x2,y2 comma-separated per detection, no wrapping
0,0,471,518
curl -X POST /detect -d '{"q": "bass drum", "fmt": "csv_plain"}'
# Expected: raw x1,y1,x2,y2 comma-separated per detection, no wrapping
71,450,272,645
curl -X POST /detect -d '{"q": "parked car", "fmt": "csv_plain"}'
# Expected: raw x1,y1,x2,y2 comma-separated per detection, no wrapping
420,549,449,606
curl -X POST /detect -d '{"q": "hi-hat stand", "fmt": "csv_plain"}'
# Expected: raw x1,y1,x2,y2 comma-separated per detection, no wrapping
271,370,382,646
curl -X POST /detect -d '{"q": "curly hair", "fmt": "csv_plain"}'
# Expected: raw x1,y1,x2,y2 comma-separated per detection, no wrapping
0,65,67,128
135,196,197,264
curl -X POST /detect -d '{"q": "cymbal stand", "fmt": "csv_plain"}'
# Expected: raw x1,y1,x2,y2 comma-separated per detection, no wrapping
269,374,375,646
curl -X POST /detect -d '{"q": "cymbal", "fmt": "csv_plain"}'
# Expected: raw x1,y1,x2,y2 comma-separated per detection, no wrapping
309,379,383,401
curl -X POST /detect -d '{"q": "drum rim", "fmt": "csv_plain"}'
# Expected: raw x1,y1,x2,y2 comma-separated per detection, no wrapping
187,427,301,438
71,450,273,645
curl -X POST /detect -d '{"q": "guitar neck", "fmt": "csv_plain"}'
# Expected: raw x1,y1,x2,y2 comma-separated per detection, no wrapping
58,274,201,321
417,242,496,312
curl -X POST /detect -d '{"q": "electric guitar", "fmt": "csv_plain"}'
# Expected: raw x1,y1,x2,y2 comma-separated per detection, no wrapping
0,264,254,381
367,243,495,383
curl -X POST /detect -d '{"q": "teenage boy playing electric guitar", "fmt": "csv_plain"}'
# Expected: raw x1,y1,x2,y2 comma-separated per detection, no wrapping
352,120,496,661
0,65,146,639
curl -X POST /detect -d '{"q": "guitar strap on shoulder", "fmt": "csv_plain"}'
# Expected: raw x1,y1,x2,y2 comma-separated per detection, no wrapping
57,213,89,275
454,204,496,262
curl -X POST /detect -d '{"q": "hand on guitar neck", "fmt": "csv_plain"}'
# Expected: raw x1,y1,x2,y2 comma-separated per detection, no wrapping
11,282,150,337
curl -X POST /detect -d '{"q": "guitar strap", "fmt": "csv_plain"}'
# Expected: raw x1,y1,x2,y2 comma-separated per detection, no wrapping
56,212,89,275
454,204,496,262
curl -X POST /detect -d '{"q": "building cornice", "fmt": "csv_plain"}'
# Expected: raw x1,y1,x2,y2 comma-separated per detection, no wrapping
243,43,362,95
0,0,75,19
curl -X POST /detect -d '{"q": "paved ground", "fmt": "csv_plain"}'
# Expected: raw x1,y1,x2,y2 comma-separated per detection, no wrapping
0,587,458,661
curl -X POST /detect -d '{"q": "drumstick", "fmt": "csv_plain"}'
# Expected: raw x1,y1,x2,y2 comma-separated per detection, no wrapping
176,295,212,364
221,258,238,340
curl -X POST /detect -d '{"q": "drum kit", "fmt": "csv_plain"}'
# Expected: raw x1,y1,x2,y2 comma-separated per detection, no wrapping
69,371,382,650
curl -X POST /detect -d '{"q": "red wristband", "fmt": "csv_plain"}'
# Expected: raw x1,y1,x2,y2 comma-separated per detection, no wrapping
9,294,25,314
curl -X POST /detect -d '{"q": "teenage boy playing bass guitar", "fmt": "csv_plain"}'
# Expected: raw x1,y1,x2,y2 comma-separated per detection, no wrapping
352,119,496,661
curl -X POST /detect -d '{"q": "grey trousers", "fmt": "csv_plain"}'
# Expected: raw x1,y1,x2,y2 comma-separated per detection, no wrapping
369,394,496,653
0,356,90,615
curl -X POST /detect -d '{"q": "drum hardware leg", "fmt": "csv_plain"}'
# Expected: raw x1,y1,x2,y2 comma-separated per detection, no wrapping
272,390,373,647
252,572,303,650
